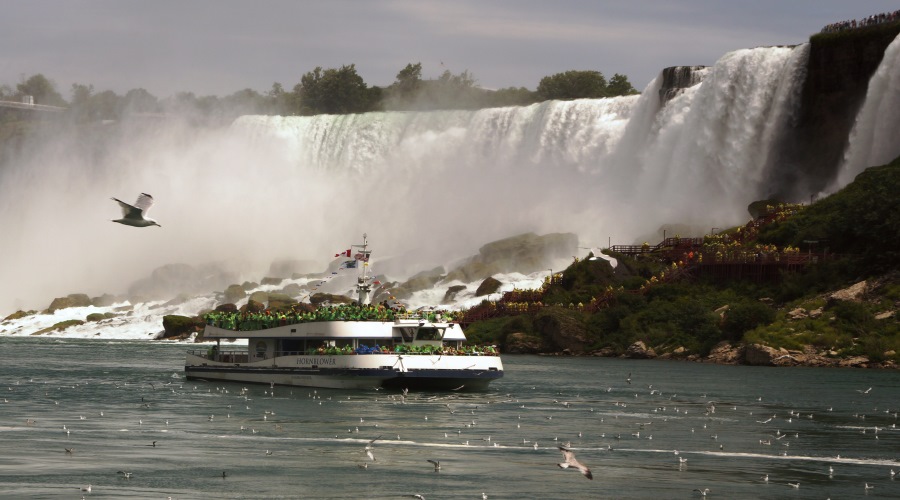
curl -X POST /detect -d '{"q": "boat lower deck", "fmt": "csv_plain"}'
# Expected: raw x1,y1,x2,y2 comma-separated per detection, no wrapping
184,351,503,390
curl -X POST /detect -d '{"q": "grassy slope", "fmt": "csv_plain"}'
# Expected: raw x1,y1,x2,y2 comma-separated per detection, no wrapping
466,157,900,362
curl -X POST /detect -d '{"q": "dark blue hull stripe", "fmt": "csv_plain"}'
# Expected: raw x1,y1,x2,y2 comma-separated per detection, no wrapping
185,366,503,380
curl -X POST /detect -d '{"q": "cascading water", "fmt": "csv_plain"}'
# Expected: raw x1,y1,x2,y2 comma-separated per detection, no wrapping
832,33,900,190
0,41,881,314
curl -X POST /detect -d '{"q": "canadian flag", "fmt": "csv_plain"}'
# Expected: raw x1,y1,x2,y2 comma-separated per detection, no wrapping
335,249,351,258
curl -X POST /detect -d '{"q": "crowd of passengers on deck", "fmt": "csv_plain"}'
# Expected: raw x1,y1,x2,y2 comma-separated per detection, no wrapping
204,303,464,331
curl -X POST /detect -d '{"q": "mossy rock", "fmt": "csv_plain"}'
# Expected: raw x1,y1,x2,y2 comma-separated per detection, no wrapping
91,294,118,307
85,312,114,322
32,319,84,335
261,277,284,286
161,315,204,339
215,303,238,313
4,310,37,322
249,291,269,304
443,285,467,303
532,307,591,353
281,283,304,297
475,277,502,297
224,284,247,304
47,293,92,313
266,293,297,310
240,299,266,313
309,293,355,306
241,281,259,291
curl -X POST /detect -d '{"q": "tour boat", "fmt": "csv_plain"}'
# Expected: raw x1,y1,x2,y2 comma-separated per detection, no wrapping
184,235,503,390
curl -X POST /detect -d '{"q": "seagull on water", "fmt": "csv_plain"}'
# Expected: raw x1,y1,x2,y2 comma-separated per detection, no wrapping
427,459,441,471
111,193,161,227
693,488,710,497
557,446,593,480
80,484,92,493
788,482,799,489
118,470,133,479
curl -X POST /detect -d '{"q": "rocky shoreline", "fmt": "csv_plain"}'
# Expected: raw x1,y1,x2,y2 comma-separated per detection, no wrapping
514,339,897,369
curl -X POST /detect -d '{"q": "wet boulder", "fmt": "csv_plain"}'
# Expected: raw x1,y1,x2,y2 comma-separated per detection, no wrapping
161,315,204,339
475,277,502,297
224,284,247,304
47,293,92,313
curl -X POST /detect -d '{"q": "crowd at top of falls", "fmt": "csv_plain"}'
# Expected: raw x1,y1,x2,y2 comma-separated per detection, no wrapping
821,10,900,33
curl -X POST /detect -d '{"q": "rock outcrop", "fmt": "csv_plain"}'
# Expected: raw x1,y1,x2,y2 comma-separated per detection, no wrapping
626,340,658,359
442,285,467,303
504,332,544,354
47,293,92,313
706,341,742,364
161,315,204,339
475,277,502,297
445,232,578,282
533,308,591,354
828,280,868,304
744,343,782,366
224,285,247,304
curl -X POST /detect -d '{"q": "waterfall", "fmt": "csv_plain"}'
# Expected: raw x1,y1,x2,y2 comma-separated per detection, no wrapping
832,33,900,189
0,44,833,313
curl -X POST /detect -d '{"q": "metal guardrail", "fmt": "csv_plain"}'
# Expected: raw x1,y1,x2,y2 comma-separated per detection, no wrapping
0,100,66,112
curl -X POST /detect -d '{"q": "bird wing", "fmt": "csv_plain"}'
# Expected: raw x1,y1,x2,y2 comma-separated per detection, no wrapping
559,446,575,461
427,460,439,466
559,447,592,479
112,197,143,219
134,193,154,213
368,435,382,445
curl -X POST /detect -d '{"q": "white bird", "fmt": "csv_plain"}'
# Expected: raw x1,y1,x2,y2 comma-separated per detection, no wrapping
118,470,133,479
557,446,593,480
865,482,874,490
857,387,873,394
693,488,710,496
111,193,160,227
80,484,92,493
365,435,381,462
788,482,800,489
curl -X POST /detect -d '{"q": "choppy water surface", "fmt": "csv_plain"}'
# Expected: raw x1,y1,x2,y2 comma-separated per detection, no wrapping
1,338,898,499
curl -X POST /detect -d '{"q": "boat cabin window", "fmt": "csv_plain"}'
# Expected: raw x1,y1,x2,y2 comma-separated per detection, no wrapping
415,327,444,341
396,327,417,343
280,339,304,353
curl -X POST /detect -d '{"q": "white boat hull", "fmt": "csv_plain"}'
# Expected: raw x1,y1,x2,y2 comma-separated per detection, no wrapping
185,351,503,391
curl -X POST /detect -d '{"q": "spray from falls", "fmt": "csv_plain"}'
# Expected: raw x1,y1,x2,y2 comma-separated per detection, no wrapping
0,44,835,314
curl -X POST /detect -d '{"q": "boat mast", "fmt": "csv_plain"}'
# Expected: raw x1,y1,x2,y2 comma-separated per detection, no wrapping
355,233,372,305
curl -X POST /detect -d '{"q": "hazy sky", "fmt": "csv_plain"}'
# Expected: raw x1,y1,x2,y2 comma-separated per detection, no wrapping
2,0,899,98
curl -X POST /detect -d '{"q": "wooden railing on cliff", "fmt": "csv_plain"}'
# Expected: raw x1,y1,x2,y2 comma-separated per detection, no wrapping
459,204,828,325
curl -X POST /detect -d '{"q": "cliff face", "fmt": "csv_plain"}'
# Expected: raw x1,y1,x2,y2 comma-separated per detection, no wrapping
772,22,900,198
658,66,708,105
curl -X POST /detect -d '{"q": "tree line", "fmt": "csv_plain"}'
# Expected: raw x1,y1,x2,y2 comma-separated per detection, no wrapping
1,64,638,123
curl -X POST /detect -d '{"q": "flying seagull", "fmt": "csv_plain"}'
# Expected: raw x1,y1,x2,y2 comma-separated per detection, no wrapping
557,446,593,479
111,193,160,227
427,459,441,471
